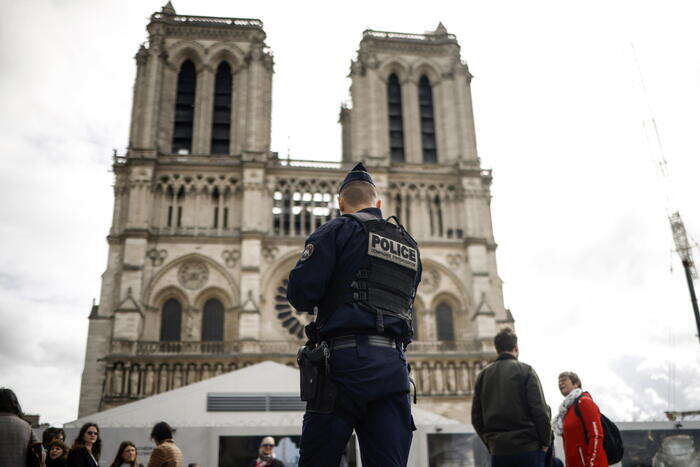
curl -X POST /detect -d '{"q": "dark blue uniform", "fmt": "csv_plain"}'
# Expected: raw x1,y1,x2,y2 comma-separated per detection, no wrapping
288,206,422,467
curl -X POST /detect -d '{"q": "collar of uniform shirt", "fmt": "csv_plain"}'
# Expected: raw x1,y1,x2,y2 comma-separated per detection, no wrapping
355,207,382,218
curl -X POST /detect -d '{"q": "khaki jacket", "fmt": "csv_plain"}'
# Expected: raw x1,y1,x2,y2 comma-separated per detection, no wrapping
147,439,183,467
471,353,553,455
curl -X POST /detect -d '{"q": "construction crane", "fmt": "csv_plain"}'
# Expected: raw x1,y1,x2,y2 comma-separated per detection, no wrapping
633,45,700,344
669,213,700,343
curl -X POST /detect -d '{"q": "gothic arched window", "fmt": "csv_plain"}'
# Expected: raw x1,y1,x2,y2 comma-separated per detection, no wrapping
387,73,405,162
212,188,220,228
436,302,454,341
211,62,232,155
419,75,437,163
172,60,196,155
201,298,224,341
166,185,175,227
160,298,182,341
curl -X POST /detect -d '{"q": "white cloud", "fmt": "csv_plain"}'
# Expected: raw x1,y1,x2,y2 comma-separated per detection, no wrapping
1,0,699,425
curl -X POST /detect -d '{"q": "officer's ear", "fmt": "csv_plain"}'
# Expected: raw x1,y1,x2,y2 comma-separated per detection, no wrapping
338,196,346,214
375,198,382,209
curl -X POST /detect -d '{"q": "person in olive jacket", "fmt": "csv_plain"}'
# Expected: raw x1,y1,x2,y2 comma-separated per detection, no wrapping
471,328,553,466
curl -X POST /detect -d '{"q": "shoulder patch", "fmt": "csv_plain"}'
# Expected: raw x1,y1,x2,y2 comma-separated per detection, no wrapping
300,243,315,262
367,232,418,271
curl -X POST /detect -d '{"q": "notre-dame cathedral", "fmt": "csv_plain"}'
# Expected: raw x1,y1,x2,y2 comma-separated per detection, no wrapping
78,2,513,424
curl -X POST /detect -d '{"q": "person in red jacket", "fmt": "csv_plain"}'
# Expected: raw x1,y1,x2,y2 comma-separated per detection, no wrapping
553,372,608,467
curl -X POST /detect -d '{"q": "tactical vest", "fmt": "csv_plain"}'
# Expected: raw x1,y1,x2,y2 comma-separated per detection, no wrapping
320,211,420,338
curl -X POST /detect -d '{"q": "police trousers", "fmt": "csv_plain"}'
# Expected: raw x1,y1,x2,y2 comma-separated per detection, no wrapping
299,391,413,467
298,337,415,467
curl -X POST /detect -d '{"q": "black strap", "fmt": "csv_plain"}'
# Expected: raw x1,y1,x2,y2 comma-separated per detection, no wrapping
573,395,589,444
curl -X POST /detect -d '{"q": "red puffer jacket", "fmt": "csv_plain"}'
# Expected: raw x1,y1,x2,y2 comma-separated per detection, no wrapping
562,392,608,467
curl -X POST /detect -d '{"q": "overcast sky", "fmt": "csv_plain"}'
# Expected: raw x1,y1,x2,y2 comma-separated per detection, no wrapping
1,0,699,426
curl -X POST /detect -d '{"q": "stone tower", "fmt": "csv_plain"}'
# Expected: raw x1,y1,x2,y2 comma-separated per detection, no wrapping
78,5,512,423
338,25,513,419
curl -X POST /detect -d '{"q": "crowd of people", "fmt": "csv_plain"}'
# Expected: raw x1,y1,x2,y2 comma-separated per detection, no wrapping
0,387,284,466
472,327,617,466
1,328,614,467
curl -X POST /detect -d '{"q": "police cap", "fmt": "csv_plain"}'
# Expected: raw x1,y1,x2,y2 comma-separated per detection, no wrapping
338,162,375,193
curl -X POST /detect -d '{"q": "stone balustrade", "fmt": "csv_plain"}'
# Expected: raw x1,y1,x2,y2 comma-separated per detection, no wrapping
363,29,457,42
111,339,300,356
103,339,493,407
101,355,490,404
110,339,484,357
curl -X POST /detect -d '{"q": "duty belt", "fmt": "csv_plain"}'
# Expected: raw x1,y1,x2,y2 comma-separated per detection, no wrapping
330,335,396,350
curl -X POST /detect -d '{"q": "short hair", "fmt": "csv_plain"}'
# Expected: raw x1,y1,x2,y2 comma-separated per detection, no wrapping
150,421,174,443
339,181,377,208
558,371,582,388
494,327,518,353
42,427,66,449
48,440,68,459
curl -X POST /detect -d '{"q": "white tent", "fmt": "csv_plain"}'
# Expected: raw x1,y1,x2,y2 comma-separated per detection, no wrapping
66,361,474,466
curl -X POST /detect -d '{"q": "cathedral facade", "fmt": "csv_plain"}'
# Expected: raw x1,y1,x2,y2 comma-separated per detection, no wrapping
78,3,513,424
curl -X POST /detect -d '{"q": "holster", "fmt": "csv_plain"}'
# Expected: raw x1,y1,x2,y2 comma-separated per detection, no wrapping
297,342,337,414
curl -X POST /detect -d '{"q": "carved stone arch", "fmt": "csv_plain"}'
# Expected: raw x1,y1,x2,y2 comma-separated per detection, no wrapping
206,42,246,71
194,286,235,310
145,253,239,306
412,59,443,86
430,290,463,312
378,58,411,83
152,285,190,310
421,258,472,308
167,41,206,71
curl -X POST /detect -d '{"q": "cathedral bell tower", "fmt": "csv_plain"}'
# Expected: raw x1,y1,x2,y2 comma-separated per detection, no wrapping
338,24,513,421
78,2,274,417
340,23,478,165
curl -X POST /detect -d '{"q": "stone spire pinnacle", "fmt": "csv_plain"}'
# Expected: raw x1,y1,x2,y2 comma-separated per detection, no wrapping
162,1,176,15
434,22,448,35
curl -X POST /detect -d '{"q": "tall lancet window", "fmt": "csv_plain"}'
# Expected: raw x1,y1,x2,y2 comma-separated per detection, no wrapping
160,298,182,342
436,302,454,341
211,62,232,155
172,60,196,155
387,73,405,162
419,75,437,163
201,298,224,342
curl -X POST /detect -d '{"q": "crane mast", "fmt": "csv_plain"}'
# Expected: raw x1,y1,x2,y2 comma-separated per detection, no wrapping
633,44,700,344
669,212,700,343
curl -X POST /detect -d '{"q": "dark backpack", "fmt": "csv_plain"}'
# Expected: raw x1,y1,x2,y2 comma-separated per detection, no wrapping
573,395,624,464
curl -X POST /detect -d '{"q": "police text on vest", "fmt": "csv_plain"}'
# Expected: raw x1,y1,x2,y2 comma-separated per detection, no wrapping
367,233,418,271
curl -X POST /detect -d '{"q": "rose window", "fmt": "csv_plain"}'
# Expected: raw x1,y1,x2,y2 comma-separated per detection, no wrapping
274,279,311,339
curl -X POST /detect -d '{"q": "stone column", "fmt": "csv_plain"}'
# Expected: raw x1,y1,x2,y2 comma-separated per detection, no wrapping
237,164,268,339
231,66,248,156
402,78,421,164
194,66,215,155
244,40,273,155
440,76,460,163
140,37,166,153
129,45,149,150
349,62,370,161
460,67,479,161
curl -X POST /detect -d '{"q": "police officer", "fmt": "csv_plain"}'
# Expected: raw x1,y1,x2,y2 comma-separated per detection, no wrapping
287,162,422,467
